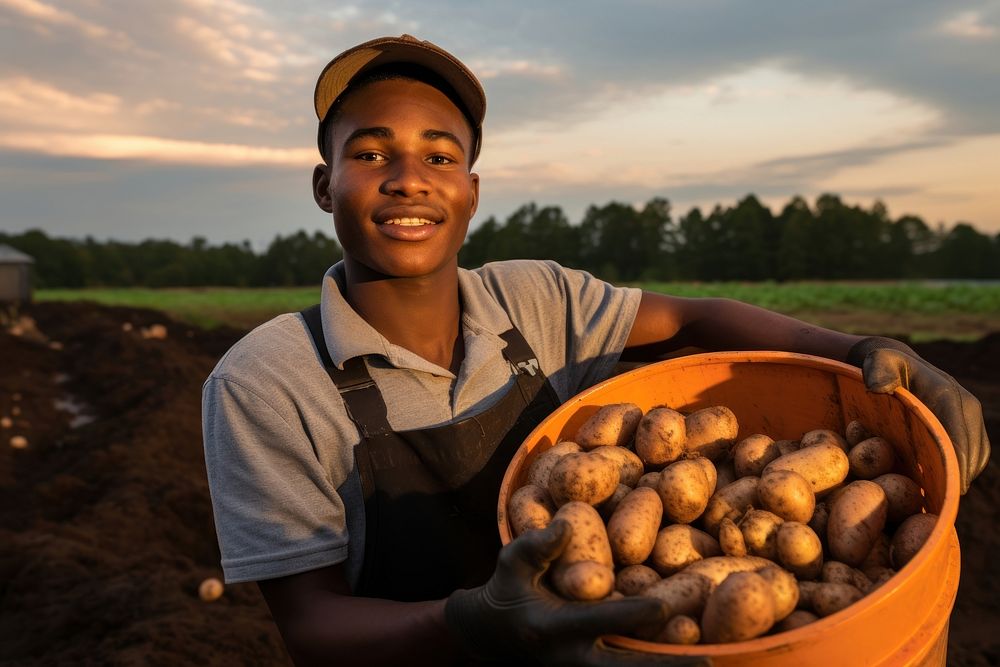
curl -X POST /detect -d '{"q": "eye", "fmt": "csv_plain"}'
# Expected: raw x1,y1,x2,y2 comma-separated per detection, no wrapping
427,154,456,166
355,151,385,163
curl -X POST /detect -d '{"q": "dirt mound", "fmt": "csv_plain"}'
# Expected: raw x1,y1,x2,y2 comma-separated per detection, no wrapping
0,302,996,666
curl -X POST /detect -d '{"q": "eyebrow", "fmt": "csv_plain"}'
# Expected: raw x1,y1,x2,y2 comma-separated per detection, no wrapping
342,127,466,154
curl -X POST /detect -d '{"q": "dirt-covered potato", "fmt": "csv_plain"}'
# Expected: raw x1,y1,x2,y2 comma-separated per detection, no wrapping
776,521,823,580
701,571,776,643
685,406,739,461
702,476,760,537
682,555,773,587
758,565,799,621
526,441,582,489
808,501,829,538
593,445,645,487
827,480,888,567
650,525,722,576
598,484,632,520
848,437,896,480
691,456,718,496
860,533,892,572
636,471,661,489
762,441,849,495
657,458,714,524
718,517,747,557
607,487,663,566
641,571,713,619
635,407,686,467
715,458,738,489
872,473,923,524
575,403,643,450
821,561,872,593
548,452,620,506
508,483,556,537
615,563,661,596
552,560,616,601
775,439,799,457
891,513,938,569
664,615,701,645
776,609,818,632
552,501,613,568
845,419,873,447
733,434,780,478
757,469,815,523
809,582,864,617
799,429,849,452
739,509,784,560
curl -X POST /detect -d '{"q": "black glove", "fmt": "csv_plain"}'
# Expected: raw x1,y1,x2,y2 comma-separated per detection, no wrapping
847,336,990,494
445,520,710,666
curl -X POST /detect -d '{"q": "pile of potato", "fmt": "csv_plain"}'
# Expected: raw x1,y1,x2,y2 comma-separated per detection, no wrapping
507,403,938,644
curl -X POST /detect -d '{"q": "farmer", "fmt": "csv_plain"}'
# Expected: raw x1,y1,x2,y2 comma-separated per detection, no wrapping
202,35,989,666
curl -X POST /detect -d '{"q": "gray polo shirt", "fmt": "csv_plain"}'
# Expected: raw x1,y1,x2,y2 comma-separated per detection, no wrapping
202,259,641,587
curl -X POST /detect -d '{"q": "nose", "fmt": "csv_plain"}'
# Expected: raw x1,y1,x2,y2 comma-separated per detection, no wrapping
380,154,431,198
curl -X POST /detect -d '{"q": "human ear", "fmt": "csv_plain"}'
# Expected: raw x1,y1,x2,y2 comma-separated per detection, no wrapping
312,163,333,213
468,172,480,219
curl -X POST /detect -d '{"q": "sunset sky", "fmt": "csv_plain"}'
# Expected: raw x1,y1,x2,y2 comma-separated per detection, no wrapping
2,0,998,248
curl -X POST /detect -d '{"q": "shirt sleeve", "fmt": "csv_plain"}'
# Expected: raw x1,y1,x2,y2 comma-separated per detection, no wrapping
202,375,350,583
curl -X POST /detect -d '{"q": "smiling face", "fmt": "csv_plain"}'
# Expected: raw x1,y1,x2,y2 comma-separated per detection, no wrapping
313,77,480,281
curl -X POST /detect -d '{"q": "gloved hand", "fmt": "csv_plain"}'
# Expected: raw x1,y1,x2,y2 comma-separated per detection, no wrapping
445,520,709,666
847,336,990,494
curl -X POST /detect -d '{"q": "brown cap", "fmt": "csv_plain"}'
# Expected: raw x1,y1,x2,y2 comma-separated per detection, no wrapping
314,34,486,162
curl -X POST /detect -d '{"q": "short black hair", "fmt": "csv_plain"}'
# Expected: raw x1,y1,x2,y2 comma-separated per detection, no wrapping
318,62,479,166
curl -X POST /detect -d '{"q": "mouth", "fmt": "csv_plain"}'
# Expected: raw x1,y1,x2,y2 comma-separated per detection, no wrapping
380,217,438,227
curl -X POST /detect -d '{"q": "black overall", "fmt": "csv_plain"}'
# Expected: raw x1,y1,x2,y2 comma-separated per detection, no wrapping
302,305,561,601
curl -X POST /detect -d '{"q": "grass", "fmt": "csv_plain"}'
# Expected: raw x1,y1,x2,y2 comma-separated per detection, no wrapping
36,281,1000,340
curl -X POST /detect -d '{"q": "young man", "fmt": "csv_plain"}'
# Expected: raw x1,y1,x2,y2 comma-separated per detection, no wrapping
202,35,989,666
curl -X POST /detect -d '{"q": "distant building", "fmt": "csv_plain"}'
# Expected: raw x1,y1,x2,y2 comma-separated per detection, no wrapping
0,244,34,303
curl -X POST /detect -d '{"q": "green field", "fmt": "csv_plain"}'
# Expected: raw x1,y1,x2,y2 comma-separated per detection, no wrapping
36,281,1000,340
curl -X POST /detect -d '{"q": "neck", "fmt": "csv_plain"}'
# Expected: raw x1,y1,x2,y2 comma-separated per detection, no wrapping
343,259,464,374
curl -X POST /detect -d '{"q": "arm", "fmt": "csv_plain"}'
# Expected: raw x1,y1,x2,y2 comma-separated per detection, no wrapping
257,565,460,667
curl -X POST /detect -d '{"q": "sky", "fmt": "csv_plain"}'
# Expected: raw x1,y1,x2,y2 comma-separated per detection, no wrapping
1,0,999,249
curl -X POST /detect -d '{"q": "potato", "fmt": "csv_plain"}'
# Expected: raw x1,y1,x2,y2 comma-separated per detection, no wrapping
718,517,747,557
796,581,820,610
701,571,775,643
848,437,896,480
775,439,799,456
810,582,864,617
891,513,938,569
657,458,714,524
607,487,662,566
799,429,849,452
682,555,773,587
715,458,738,489
636,471,661,489
821,561,872,593
691,456,718,496
776,609,818,632
527,441,582,488
661,615,701,645
552,501,613,568
199,577,224,602
872,473,923,524
865,566,896,590
548,452,620,506
739,509,784,560
733,434,780,478
593,445,645,487
635,407,686,466
575,403,643,450
598,484,632,520
685,406,739,461
808,501,829,538
552,560,616,601
845,419,872,447
776,521,823,580
827,480,888,567
757,469,815,523
641,571,712,618
860,533,892,572
762,441,849,495
758,565,799,621
702,476,759,537
650,525,722,576
615,563,661,596
508,483,556,537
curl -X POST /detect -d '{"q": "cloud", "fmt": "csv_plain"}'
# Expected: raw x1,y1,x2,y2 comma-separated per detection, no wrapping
0,0,131,47
940,10,997,39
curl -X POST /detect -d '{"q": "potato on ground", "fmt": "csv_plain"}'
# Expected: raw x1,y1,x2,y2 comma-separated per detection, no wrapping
575,403,643,449
827,480,888,567
872,473,923,524
702,476,760,537
641,571,712,619
799,428,849,452
526,441,582,489
607,487,662,566
739,509,784,560
848,437,896,479
776,521,823,580
508,484,556,537
657,458,714,524
547,451,620,506
650,525,722,576
891,513,938,569
615,564,661,596
758,469,815,523
685,406,739,461
635,407,686,466
718,517,747,557
762,441,849,496
702,571,776,643
733,434,780,478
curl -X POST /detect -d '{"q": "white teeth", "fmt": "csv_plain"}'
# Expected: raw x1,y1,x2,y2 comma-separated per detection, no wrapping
383,217,435,226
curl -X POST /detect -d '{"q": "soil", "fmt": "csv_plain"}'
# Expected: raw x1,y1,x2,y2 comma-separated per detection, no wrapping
0,302,997,666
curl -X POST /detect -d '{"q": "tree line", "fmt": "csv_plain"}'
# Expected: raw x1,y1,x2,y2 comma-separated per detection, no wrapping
3,194,999,288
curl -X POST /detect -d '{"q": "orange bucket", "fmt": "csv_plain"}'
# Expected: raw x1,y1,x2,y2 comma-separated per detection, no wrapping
497,352,961,666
